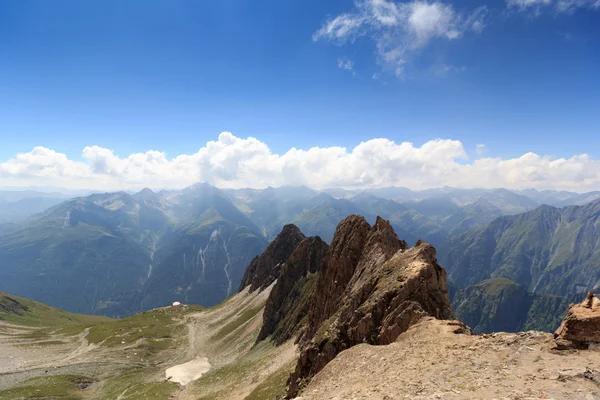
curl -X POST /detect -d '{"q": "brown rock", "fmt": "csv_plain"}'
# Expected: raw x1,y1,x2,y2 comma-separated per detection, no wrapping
257,236,329,344
238,224,306,293
554,292,600,347
286,215,452,398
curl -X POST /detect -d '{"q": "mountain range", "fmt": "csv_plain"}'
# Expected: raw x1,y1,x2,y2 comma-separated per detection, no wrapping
0,190,73,224
0,183,268,316
1,183,599,321
1,214,599,399
441,199,600,297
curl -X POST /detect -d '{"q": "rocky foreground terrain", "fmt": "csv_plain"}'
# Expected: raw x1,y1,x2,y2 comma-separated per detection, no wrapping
295,317,600,400
1,215,600,399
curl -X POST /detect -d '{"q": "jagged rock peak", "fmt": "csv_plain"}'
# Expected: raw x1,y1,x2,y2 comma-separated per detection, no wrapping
286,215,448,397
258,236,329,344
303,215,408,339
239,224,306,293
555,292,600,348
279,224,304,237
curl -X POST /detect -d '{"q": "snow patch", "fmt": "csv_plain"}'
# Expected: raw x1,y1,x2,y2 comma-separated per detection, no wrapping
165,357,211,385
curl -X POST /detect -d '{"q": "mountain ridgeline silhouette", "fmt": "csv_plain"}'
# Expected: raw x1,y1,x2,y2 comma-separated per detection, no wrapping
0,183,598,321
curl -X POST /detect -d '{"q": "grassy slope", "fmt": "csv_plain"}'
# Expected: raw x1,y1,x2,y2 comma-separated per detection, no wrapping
0,292,112,327
0,288,295,400
0,303,201,400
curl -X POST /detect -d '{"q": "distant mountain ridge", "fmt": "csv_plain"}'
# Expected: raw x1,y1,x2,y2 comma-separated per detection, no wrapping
0,183,268,316
0,190,73,223
2,183,600,318
451,278,570,333
441,199,600,298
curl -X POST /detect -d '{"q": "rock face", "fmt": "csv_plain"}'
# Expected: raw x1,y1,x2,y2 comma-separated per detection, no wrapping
239,224,306,292
555,292,600,347
257,236,329,344
286,215,453,397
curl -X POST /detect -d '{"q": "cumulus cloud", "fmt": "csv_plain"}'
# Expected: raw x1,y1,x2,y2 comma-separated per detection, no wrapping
1,132,600,192
313,0,487,76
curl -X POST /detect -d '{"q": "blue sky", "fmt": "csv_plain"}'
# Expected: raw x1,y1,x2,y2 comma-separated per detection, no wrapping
0,0,599,191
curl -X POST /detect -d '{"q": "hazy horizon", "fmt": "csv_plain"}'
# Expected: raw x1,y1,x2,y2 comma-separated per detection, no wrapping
0,181,595,196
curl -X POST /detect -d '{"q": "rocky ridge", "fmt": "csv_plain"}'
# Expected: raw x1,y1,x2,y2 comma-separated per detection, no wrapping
250,215,453,398
294,294,600,399
239,224,306,292
257,236,329,345
244,214,600,399
293,317,600,400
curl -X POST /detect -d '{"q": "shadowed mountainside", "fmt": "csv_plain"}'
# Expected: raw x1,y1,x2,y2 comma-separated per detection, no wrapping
441,199,600,298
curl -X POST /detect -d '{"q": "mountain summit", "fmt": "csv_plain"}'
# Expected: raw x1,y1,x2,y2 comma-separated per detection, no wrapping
239,224,306,292
237,214,454,397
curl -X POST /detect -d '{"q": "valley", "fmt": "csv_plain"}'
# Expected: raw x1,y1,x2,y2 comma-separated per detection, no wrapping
2,214,600,400
2,184,599,328
0,287,295,400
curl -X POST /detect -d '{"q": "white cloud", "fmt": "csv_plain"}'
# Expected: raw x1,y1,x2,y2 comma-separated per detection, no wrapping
315,0,598,76
507,0,599,12
337,58,355,72
475,144,487,156
405,1,461,43
312,13,365,43
313,0,487,76
555,0,600,12
466,6,488,33
507,0,552,10
558,31,574,41
2,132,600,192
432,64,466,76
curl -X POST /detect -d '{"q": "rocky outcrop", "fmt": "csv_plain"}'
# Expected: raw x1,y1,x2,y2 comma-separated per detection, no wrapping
239,224,306,292
257,236,329,344
0,294,29,317
555,292,600,348
290,317,600,400
286,215,453,398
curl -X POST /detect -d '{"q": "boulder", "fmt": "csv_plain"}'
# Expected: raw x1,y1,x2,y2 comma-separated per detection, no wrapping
554,292,600,348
